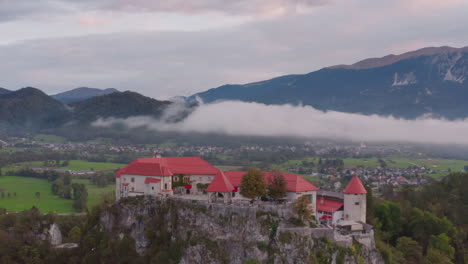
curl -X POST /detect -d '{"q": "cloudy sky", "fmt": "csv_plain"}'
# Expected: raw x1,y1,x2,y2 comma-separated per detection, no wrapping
1,0,468,99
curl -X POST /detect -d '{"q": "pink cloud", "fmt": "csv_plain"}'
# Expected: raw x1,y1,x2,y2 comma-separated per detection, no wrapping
78,16,111,26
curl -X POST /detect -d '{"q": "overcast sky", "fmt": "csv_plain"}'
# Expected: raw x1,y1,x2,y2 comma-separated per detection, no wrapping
1,0,468,99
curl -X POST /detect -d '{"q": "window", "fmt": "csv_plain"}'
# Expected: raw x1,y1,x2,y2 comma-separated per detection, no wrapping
173,176,179,182
152,187,154,190
355,202,360,205
131,187,134,191
164,183,168,189
131,177,135,183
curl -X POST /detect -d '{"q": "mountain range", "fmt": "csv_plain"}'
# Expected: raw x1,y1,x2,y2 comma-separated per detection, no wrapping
2,45,468,133
189,46,468,119
0,87,171,132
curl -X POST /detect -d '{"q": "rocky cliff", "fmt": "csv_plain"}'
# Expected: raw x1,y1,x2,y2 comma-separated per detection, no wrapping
99,196,383,264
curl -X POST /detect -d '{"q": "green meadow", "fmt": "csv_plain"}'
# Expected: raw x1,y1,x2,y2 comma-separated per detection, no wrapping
0,176,73,213
0,176,116,213
73,179,115,209
16,160,126,171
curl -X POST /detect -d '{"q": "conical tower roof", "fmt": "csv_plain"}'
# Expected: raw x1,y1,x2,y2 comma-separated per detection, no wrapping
343,176,367,194
206,171,234,193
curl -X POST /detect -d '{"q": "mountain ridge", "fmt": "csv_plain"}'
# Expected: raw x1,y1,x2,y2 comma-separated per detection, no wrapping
189,45,468,119
0,87,172,132
328,45,468,70
51,87,119,102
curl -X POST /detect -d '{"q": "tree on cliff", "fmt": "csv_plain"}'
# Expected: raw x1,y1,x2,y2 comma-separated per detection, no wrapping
292,196,313,224
267,170,287,199
240,168,267,200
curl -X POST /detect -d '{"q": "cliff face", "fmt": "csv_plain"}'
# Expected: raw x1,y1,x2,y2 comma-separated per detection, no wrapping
99,197,384,264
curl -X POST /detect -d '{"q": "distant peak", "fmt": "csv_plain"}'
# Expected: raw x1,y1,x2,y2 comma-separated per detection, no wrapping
52,87,120,103
328,45,468,70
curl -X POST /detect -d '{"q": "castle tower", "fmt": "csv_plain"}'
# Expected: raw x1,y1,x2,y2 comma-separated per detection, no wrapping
343,176,367,223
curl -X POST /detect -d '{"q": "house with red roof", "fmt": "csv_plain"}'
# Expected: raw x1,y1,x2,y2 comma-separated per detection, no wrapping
223,171,319,201
115,157,367,226
316,176,367,225
115,157,220,199
204,171,319,211
316,190,344,225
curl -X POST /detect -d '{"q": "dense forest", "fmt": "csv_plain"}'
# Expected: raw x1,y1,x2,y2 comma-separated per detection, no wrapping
369,172,468,263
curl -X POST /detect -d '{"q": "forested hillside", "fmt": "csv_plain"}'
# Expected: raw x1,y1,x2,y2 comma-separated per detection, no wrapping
369,172,468,263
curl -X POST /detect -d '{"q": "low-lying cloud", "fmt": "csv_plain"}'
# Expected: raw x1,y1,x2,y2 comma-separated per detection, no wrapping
92,101,468,145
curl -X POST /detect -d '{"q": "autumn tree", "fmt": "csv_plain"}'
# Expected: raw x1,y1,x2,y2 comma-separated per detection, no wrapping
267,170,287,199
240,168,267,200
291,196,312,224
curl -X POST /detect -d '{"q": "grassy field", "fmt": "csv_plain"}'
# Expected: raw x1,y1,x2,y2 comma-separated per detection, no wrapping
73,179,115,209
0,176,116,213
0,176,73,213
17,160,126,171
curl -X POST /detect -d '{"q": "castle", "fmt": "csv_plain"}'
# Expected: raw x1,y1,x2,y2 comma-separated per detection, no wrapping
115,156,367,229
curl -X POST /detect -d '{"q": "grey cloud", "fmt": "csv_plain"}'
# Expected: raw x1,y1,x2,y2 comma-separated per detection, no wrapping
0,0,329,22
90,0,329,15
93,101,468,145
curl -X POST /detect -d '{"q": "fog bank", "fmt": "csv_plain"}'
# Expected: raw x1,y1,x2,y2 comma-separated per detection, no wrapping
92,101,468,145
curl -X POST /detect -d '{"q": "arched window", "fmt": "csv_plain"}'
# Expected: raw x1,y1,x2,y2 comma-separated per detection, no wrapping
164,183,168,189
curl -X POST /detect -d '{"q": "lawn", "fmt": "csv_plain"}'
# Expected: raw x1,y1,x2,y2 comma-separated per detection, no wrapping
17,160,126,171
0,176,73,213
73,179,115,209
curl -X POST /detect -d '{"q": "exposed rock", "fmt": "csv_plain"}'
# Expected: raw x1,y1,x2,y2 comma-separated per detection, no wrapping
99,196,384,264
48,223,63,246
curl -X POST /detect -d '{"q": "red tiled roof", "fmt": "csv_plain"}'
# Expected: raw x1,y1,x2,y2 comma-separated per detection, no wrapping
206,171,234,193
224,171,319,192
116,157,220,178
343,176,367,194
144,178,161,184
316,199,343,213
